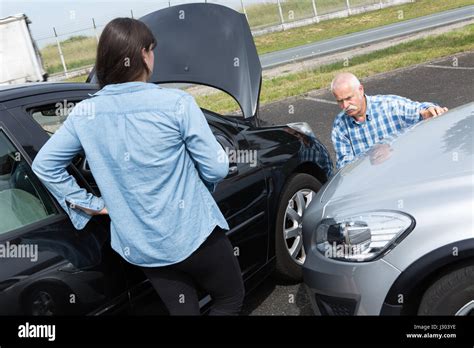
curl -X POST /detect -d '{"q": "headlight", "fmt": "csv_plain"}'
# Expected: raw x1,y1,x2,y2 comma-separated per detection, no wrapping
315,211,414,262
287,122,315,138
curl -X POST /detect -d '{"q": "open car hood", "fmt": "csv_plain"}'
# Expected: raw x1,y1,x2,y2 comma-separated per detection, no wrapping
88,3,262,118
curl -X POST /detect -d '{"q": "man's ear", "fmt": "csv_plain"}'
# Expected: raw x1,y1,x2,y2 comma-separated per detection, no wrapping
359,84,365,95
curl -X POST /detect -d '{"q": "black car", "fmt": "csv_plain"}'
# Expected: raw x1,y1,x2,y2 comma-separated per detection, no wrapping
0,3,332,315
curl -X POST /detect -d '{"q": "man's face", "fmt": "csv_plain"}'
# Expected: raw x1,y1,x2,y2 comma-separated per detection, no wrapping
333,83,365,118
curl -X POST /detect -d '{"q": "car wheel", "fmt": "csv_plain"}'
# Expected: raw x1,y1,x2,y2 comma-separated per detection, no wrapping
274,173,321,282
22,283,71,315
418,265,474,315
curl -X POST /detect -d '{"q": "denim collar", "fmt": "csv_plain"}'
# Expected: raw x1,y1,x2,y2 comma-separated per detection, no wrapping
93,82,159,96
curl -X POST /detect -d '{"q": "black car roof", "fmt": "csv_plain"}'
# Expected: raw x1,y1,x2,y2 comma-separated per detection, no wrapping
0,82,98,103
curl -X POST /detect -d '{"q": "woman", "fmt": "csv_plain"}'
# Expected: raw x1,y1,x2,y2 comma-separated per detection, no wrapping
32,18,244,315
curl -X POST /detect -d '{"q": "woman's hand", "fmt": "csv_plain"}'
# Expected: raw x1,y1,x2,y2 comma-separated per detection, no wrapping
96,207,109,215
73,205,108,216
86,206,108,216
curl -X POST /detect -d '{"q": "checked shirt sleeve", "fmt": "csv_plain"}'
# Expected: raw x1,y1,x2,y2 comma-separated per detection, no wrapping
331,126,355,169
389,95,438,127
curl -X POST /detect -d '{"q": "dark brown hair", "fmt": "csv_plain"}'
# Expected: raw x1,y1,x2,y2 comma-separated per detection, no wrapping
95,18,156,88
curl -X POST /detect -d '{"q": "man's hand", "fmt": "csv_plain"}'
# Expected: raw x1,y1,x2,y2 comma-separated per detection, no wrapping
369,143,392,165
420,106,448,120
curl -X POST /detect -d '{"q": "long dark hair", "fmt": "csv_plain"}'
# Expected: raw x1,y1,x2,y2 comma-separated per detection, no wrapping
95,18,156,88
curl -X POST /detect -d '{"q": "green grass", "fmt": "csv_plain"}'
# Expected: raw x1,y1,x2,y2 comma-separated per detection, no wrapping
244,1,281,28
41,35,98,74
254,0,474,54
244,0,382,28
195,24,474,114
63,74,88,83
43,0,472,75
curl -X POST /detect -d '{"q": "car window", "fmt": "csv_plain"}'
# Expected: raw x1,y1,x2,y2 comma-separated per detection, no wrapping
30,101,77,134
0,130,58,235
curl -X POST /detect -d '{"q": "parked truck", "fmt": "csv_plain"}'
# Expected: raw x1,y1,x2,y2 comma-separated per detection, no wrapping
0,13,47,84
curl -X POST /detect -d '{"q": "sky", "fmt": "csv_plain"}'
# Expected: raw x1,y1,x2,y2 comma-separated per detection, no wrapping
1,0,265,47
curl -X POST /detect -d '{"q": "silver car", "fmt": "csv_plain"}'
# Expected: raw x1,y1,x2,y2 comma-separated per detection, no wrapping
302,102,474,315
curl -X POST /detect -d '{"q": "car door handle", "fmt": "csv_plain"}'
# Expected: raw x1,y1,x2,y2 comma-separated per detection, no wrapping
227,165,238,177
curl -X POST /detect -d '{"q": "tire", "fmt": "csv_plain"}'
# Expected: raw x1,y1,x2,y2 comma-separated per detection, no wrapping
274,173,322,282
22,282,73,315
418,265,474,315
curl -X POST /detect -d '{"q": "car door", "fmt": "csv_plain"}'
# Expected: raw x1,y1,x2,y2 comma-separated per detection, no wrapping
0,97,130,315
7,91,270,312
206,114,270,279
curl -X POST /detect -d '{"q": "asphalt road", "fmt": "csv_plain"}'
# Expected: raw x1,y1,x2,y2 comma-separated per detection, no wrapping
260,5,474,68
242,50,474,316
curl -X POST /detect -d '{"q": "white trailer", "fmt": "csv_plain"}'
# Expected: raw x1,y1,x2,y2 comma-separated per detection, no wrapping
0,14,47,84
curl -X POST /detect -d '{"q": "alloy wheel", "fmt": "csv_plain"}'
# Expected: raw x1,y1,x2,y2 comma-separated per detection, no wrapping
283,189,315,265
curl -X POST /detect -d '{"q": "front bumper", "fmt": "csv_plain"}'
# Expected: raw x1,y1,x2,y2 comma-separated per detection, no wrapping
303,253,401,315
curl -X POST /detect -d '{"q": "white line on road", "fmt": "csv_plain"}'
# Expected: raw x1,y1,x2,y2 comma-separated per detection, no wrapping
305,96,338,105
424,65,474,70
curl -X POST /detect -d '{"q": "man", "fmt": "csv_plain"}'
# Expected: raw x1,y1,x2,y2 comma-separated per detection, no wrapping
330,72,448,169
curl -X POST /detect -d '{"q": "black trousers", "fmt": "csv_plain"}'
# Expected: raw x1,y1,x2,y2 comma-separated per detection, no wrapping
141,228,245,315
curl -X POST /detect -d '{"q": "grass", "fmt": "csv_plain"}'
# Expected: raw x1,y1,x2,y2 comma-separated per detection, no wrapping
244,0,381,28
41,36,97,74
254,0,474,54
194,24,474,114
63,74,88,83
44,0,472,75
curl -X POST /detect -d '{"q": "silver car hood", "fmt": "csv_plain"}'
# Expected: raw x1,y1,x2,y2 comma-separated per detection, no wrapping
321,102,474,204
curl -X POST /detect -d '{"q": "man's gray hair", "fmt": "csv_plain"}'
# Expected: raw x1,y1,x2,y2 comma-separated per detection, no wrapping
331,73,361,92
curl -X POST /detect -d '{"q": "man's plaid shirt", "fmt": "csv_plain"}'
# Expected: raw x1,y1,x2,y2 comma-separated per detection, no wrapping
331,94,436,169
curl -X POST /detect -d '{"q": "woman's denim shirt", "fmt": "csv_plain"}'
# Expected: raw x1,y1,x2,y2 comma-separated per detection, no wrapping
32,82,230,267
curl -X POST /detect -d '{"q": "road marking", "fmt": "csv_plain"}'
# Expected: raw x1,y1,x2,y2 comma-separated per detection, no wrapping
305,96,338,105
424,65,474,70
